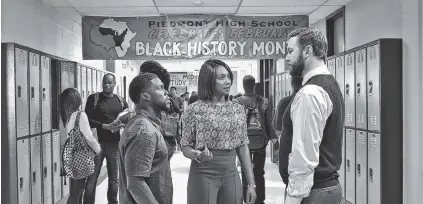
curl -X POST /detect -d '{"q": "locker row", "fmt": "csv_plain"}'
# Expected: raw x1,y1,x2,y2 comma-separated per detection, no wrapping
326,39,403,204
17,130,69,204
2,43,117,204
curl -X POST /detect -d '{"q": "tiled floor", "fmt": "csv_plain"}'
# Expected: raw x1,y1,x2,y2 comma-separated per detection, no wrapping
95,147,286,204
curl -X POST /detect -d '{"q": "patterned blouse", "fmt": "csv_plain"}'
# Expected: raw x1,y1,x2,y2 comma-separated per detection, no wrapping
180,100,250,150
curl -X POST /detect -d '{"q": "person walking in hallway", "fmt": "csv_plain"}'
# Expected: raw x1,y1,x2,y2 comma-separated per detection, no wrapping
119,73,173,204
180,59,257,204
233,75,278,204
279,27,345,204
84,73,129,204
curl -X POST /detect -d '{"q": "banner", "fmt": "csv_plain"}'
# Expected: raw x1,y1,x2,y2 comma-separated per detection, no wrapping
82,15,308,60
170,73,198,86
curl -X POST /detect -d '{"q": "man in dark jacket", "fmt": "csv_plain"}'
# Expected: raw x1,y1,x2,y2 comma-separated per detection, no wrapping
233,75,278,204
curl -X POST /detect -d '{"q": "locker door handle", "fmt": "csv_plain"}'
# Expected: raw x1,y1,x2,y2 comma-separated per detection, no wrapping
368,81,373,96
369,168,374,183
42,88,46,101
347,160,350,171
44,167,47,178
357,164,361,176
33,172,36,184
83,90,85,98
31,87,35,101
18,86,22,98
54,162,57,172
345,84,350,96
356,83,361,96
20,177,24,191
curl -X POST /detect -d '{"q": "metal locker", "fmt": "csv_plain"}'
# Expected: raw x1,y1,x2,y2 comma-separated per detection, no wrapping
30,136,42,204
366,44,380,132
92,70,97,93
345,128,356,204
284,74,288,97
60,62,69,91
76,65,82,93
67,62,76,88
42,133,53,204
344,52,356,128
355,49,367,130
62,177,70,199
81,66,87,109
29,52,41,135
97,70,102,92
336,55,345,98
328,58,336,76
286,74,292,96
281,73,286,97
41,56,51,133
15,48,29,138
87,68,92,97
339,129,346,201
17,139,31,204
356,131,368,204
51,130,62,203
368,133,381,204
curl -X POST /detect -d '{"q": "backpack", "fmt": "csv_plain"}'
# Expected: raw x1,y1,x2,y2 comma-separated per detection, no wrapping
93,92,124,111
239,96,267,150
60,112,96,180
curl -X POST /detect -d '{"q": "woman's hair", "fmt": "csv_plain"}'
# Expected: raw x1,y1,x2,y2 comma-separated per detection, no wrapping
197,59,233,101
188,94,199,105
59,88,82,126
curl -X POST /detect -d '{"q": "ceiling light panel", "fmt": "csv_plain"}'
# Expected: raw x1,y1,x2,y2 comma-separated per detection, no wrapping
77,7,159,16
241,0,327,7
158,6,238,14
66,0,155,7
155,0,241,7
237,6,318,14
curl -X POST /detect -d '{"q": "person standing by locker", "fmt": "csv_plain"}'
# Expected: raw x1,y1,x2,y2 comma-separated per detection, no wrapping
279,28,345,204
84,73,129,204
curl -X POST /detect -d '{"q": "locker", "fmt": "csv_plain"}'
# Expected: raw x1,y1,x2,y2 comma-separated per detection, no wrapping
42,133,53,204
344,52,355,128
60,62,69,91
92,70,97,93
52,130,62,203
284,73,288,97
41,56,51,133
97,70,102,92
286,74,292,96
81,66,87,109
345,128,355,204
29,52,41,135
68,62,76,88
355,49,367,130
281,73,286,97
87,68,92,97
15,48,29,138
328,58,336,76
339,129,346,200
17,139,31,204
76,65,82,94
368,133,381,204
356,131,368,204
30,136,42,204
366,44,380,132
336,55,345,98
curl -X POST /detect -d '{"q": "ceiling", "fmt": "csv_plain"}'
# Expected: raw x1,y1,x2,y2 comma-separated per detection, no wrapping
42,0,353,25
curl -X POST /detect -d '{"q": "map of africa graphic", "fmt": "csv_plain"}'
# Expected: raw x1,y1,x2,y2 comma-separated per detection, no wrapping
89,18,137,57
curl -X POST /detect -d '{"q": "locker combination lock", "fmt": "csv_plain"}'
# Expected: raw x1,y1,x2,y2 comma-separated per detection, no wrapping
347,160,350,171
54,163,57,172
33,172,36,184
357,164,361,176
345,84,350,96
368,81,373,95
42,88,46,101
18,86,22,98
44,167,47,178
356,83,361,96
20,177,24,191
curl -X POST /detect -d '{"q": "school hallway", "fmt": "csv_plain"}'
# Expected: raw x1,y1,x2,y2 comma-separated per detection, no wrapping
95,146,286,204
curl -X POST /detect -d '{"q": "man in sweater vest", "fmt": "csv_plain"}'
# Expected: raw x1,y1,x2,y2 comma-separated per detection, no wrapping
279,27,345,204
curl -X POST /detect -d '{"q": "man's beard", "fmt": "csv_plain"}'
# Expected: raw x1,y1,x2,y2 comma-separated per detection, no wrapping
289,55,305,77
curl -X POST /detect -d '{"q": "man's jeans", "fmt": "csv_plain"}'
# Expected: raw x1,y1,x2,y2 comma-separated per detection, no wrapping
241,147,267,204
285,183,343,204
84,142,119,204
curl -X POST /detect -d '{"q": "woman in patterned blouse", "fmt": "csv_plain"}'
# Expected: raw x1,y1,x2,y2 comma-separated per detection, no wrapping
180,59,257,204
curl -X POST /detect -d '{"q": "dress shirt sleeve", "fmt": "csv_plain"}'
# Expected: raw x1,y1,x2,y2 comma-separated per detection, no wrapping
285,85,333,204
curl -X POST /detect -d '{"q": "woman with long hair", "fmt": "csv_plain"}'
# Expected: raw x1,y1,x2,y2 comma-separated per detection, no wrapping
180,59,257,204
60,88,101,204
